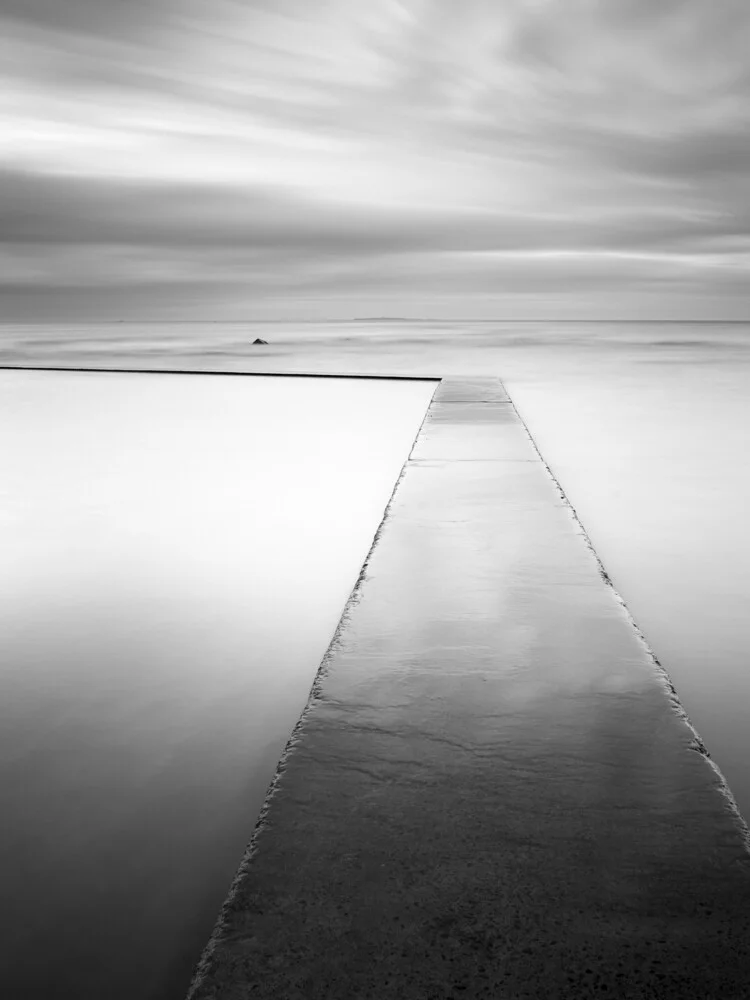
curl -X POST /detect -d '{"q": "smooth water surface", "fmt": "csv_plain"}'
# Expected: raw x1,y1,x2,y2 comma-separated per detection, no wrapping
4,320,748,826
0,370,435,999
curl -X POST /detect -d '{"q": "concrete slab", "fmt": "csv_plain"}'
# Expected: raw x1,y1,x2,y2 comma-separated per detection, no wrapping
419,401,518,424
411,401,537,462
431,378,511,403
187,378,750,1000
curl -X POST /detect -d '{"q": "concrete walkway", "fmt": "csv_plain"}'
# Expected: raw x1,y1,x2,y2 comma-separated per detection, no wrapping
187,377,750,999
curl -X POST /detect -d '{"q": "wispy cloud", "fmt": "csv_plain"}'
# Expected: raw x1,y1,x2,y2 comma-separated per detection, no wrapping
1,0,749,318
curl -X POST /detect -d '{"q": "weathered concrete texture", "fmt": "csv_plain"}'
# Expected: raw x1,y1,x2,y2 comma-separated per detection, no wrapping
187,378,750,1000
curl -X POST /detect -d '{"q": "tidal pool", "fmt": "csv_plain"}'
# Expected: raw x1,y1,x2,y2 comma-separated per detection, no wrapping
0,369,435,1000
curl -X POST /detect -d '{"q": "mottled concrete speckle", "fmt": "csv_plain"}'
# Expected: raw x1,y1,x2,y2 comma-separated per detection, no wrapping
187,377,750,1000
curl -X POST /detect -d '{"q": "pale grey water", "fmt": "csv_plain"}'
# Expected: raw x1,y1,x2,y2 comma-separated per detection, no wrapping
2,320,750,993
0,369,435,999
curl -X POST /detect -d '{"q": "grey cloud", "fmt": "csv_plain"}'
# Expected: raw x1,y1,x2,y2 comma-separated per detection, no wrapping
535,117,750,190
3,169,747,263
0,0,177,40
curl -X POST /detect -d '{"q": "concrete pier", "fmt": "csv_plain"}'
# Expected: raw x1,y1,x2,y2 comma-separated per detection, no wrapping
187,377,750,999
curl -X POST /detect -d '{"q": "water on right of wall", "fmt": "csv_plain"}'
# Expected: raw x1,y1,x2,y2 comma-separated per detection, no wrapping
498,322,750,827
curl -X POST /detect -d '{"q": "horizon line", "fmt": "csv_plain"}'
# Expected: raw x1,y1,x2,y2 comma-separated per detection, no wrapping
2,318,749,325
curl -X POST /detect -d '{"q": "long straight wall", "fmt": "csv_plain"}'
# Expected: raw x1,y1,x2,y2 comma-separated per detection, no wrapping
187,377,750,999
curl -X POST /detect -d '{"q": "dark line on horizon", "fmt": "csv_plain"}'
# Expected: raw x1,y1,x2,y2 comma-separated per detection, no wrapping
2,319,749,326
0,364,439,382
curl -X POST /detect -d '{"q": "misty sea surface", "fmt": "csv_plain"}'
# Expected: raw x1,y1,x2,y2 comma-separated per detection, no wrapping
0,368,435,1000
2,319,750,996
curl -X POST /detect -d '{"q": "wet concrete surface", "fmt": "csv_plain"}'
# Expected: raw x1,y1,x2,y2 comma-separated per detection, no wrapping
187,378,750,999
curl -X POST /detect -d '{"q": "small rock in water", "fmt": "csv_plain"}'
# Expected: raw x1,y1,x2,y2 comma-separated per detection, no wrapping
252,338,269,345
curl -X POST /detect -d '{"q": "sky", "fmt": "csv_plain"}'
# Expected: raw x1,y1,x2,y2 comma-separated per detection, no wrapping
1,0,749,321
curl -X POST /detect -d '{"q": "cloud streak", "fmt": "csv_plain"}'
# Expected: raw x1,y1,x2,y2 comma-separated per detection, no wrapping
1,0,749,318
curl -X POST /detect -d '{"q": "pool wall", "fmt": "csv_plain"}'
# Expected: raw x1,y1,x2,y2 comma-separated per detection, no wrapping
187,376,750,999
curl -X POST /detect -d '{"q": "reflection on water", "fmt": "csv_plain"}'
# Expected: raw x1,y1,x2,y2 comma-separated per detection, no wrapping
0,370,435,1000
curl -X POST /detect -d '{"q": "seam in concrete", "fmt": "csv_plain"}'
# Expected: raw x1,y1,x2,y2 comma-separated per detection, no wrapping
184,378,440,1000
506,385,750,846
409,457,538,463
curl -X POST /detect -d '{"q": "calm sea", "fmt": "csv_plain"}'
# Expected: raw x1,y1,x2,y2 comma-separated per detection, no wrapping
2,319,750,995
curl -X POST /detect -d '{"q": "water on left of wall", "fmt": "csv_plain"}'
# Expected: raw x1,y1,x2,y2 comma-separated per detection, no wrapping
0,369,435,1000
